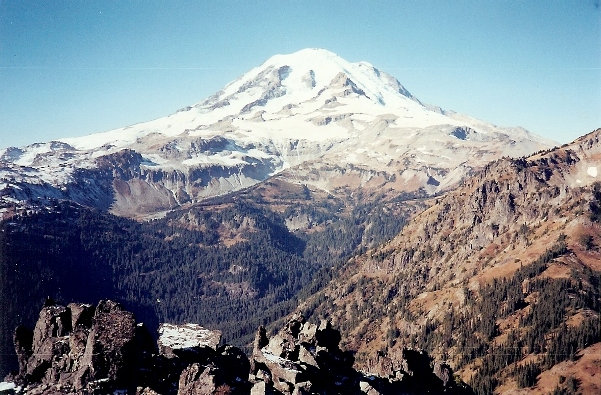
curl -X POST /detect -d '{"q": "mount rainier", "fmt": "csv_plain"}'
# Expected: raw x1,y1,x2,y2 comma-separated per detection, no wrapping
0,48,554,218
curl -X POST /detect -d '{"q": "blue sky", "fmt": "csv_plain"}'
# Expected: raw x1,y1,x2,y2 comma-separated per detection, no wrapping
1,0,599,148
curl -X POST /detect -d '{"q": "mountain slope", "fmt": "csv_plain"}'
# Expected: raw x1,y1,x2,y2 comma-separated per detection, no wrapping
0,49,553,219
298,129,601,394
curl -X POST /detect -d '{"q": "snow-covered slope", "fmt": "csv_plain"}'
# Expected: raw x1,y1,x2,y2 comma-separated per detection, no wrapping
0,48,555,218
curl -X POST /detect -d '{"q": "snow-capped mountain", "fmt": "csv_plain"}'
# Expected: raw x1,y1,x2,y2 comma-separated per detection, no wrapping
0,48,555,218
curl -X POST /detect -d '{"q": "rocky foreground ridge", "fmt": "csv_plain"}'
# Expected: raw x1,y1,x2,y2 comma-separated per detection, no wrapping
3,300,471,394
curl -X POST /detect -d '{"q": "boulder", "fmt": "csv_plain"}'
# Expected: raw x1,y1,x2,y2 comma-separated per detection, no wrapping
178,363,218,395
158,323,221,358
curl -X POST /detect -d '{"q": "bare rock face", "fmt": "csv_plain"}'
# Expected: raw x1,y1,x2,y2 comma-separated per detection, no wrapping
178,363,220,395
8,300,143,393
72,300,138,390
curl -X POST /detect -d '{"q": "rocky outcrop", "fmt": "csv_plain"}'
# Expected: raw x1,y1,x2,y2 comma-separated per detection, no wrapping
249,314,468,394
5,302,468,394
5,300,250,394
7,300,144,393
157,323,222,358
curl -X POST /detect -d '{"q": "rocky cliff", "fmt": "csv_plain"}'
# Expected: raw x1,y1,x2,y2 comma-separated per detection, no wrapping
3,300,471,394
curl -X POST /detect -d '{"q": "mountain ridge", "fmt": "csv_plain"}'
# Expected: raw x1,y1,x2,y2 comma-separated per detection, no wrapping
296,128,601,393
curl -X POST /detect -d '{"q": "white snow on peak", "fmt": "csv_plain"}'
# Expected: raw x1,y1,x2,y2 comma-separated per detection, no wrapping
0,48,556,210
59,48,450,151
215,47,416,110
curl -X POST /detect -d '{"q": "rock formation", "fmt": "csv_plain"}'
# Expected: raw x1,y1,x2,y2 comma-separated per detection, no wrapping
249,314,469,394
4,300,249,394
4,301,469,394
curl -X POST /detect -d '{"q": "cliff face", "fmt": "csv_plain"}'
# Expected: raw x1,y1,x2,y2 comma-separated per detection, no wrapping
298,129,601,393
8,300,142,393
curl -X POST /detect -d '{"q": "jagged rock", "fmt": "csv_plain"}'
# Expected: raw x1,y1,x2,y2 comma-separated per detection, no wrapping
31,305,71,348
297,322,317,345
217,345,250,385
178,349,250,395
248,315,472,394
264,334,287,358
399,349,433,380
254,326,269,351
136,386,161,395
68,302,94,329
17,304,72,384
315,319,341,350
7,300,154,393
433,361,453,387
292,380,313,395
367,351,396,379
68,328,89,369
178,363,219,395
72,300,138,390
297,344,318,368
250,380,268,395
284,314,304,338
250,316,357,394
360,380,382,395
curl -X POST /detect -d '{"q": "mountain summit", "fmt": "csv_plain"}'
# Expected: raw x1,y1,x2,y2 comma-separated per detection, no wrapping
0,48,554,218
193,47,423,127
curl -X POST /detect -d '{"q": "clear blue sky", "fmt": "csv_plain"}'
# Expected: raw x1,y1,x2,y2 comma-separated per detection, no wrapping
1,0,599,148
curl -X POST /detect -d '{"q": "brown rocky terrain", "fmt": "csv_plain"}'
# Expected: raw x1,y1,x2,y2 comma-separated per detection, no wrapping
297,129,601,393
